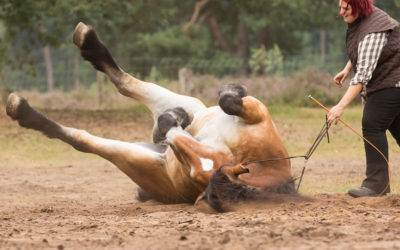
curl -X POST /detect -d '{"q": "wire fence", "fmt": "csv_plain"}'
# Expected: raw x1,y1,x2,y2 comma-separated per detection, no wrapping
0,48,347,92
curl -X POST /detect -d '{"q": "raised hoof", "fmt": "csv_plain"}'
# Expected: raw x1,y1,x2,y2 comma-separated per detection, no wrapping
218,83,247,98
158,107,193,134
218,94,243,116
218,83,247,116
6,93,23,120
6,93,41,129
154,107,194,143
73,22,91,48
73,22,119,73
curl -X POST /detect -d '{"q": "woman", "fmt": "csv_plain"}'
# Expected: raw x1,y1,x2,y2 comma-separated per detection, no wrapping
328,0,400,197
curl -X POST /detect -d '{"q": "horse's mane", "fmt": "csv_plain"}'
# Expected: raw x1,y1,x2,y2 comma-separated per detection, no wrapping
205,168,297,212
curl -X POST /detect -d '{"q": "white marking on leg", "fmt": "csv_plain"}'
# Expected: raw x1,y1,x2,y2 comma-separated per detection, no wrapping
190,158,214,178
200,158,214,171
190,167,195,178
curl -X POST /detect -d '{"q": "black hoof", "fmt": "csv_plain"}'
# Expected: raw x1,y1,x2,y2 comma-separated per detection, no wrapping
79,28,119,73
153,107,193,144
218,83,247,98
218,94,243,116
218,84,247,116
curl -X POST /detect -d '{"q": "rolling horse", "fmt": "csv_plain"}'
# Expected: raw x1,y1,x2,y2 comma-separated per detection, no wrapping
6,22,295,211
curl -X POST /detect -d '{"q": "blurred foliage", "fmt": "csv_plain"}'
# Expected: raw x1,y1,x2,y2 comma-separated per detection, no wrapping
249,46,269,76
147,66,162,83
266,45,283,76
0,0,398,92
0,86,13,105
278,67,346,107
249,45,283,76
5,69,349,109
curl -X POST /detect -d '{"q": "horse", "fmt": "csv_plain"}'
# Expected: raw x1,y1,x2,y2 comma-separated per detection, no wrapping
6,22,295,211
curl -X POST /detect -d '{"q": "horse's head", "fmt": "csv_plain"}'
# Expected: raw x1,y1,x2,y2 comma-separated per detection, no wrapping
204,164,297,212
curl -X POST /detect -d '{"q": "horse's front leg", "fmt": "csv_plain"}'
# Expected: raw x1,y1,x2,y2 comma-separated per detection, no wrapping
6,94,183,203
165,126,230,187
218,83,269,124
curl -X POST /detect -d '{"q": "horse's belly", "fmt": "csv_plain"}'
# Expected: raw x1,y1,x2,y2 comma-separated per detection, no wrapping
191,109,241,154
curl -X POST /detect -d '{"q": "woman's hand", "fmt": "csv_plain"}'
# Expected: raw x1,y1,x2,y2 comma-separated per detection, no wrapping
333,69,350,88
327,104,345,125
333,61,352,88
327,84,363,125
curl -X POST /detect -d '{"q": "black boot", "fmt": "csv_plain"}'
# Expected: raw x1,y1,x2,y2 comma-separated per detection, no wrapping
348,186,387,198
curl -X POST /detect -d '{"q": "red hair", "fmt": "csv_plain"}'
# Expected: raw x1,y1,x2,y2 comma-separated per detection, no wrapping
342,0,374,18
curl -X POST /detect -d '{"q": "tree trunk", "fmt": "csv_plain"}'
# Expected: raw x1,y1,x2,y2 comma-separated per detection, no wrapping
40,24,54,92
73,53,80,89
235,16,250,75
320,28,327,63
178,68,194,95
42,44,54,92
257,27,269,49
183,0,211,37
205,10,233,54
97,71,104,107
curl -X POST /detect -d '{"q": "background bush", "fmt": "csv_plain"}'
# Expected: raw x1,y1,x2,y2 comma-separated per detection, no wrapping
3,66,353,110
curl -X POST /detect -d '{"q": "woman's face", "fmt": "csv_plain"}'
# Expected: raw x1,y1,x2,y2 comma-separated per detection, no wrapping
338,0,359,23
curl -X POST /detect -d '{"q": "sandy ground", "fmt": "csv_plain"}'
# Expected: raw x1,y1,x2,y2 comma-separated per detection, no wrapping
1,108,400,249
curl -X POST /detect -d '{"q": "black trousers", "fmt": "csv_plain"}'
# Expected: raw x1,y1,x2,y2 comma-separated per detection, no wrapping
361,88,400,193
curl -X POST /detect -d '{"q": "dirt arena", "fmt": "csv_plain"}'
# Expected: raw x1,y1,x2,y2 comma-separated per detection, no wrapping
1,107,400,249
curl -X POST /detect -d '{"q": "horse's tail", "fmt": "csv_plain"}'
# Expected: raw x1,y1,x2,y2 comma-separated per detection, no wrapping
204,168,297,212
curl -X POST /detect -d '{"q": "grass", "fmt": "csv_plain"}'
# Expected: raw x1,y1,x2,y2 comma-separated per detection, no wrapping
0,128,97,166
300,176,400,195
271,105,398,157
270,105,399,194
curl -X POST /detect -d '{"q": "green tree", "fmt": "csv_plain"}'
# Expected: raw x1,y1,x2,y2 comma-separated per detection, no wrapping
1,0,398,92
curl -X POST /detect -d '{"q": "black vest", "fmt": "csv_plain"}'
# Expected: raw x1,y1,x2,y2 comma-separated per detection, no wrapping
346,7,400,95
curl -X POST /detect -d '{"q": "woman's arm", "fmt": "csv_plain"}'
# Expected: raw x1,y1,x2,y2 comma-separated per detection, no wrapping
327,83,362,125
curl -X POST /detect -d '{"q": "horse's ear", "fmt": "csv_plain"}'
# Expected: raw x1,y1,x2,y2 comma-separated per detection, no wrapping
220,164,249,181
194,191,206,206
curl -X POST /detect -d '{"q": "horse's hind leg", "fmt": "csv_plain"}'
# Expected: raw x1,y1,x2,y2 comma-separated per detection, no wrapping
6,93,183,203
73,22,206,119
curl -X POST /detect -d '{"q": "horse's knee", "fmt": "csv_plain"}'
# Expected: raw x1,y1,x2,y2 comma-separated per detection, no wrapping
153,107,193,143
218,84,247,116
67,129,94,153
